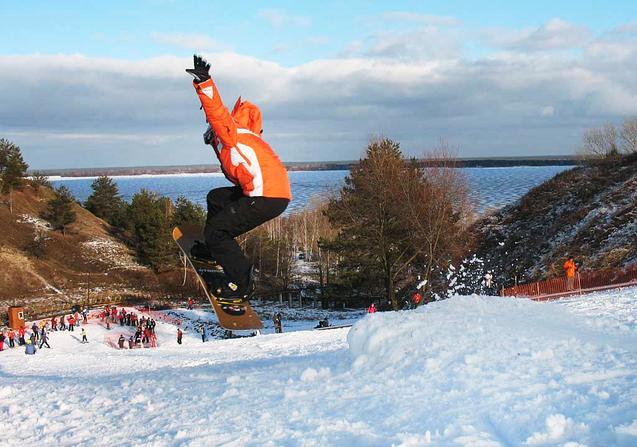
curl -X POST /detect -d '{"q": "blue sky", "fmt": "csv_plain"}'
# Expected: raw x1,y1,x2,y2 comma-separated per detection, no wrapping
1,1,636,168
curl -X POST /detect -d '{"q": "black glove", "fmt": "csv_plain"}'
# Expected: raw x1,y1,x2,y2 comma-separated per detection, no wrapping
186,54,211,83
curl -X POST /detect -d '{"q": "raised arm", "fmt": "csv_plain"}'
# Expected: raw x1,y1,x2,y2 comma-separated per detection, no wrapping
187,55,237,148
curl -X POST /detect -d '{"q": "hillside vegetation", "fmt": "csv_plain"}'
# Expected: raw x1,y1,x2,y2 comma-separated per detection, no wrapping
471,155,637,288
0,184,165,317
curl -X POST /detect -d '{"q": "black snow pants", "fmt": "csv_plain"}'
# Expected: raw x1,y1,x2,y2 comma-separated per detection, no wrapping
204,186,289,291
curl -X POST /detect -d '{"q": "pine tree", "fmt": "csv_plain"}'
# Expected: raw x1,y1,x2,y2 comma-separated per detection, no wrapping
42,186,77,234
0,138,29,193
172,195,206,228
29,171,52,192
325,138,413,308
127,189,175,271
84,176,125,226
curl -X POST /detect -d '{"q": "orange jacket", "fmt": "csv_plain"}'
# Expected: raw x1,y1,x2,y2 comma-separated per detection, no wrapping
193,79,292,200
563,259,577,278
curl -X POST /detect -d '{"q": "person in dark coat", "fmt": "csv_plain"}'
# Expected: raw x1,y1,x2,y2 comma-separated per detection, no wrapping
177,328,183,345
118,334,126,349
39,329,51,349
273,312,283,333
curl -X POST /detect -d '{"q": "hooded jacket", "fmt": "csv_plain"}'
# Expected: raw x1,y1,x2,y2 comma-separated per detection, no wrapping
193,78,291,200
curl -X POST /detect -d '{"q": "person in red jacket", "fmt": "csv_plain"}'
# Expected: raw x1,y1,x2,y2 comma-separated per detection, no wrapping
186,55,291,301
367,303,377,313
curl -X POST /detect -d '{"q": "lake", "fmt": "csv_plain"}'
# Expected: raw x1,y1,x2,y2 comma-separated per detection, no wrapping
50,166,571,214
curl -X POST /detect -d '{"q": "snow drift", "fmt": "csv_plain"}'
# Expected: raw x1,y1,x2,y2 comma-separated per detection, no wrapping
1,290,636,446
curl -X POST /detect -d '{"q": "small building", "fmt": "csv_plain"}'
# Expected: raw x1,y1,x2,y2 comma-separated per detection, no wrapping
8,306,26,329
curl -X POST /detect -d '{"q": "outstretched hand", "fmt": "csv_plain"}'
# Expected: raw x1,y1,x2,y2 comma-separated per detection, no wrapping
186,54,211,83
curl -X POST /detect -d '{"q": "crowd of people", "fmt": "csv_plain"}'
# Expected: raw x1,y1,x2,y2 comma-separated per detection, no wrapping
98,305,160,349
0,308,94,355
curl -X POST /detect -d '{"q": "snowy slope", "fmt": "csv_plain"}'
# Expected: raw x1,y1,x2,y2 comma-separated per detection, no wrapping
2,289,637,446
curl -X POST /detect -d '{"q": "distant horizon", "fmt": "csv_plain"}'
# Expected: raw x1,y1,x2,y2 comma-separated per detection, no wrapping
33,154,578,175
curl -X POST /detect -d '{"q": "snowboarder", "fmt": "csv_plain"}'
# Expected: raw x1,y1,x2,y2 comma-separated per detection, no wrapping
177,328,183,345
186,54,291,301
80,328,88,343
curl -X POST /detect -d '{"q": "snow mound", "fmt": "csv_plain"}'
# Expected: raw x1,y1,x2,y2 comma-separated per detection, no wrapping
348,295,635,374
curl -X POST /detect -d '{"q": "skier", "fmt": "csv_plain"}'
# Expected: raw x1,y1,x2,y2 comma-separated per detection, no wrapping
118,334,125,349
200,326,206,343
128,336,134,349
367,303,377,313
177,328,183,345
80,328,88,343
185,55,292,301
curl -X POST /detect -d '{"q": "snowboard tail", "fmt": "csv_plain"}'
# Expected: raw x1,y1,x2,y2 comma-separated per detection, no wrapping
172,224,263,330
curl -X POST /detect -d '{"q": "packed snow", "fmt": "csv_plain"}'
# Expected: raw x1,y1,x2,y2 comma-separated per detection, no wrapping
1,288,637,446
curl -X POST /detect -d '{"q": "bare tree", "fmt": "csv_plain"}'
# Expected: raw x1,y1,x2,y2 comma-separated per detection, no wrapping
620,118,637,155
401,142,473,298
578,124,619,161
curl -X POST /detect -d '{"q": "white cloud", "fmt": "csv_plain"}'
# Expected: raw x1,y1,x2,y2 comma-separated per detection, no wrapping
541,106,555,117
258,9,311,28
485,19,590,51
382,11,461,27
151,32,222,50
2,19,637,167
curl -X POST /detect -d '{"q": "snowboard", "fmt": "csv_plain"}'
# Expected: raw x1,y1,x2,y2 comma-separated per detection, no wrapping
172,223,263,331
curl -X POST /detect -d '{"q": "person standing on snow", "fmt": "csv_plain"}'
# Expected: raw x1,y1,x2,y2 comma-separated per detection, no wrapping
273,313,283,334
8,329,15,348
118,334,125,349
39,329,51,349
563,257,577,291
177,328,183,345
200,326,206,343
80,328,88,344
367,303,377,313
186,55,291,301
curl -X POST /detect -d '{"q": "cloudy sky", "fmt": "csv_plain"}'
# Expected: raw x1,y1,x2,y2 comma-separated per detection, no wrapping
1,0,636,169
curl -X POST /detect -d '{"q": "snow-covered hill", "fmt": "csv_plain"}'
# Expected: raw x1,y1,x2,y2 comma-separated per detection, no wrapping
2,288,637,446
470,156,637,288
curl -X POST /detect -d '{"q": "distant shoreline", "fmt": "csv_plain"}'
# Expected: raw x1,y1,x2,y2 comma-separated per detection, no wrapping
35,157,577,178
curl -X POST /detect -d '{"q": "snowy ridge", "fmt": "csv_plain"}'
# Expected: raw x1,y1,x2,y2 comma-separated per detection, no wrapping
1,289,636,446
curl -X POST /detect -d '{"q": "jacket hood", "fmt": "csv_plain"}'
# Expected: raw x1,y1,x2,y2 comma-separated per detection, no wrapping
231,97,262,136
